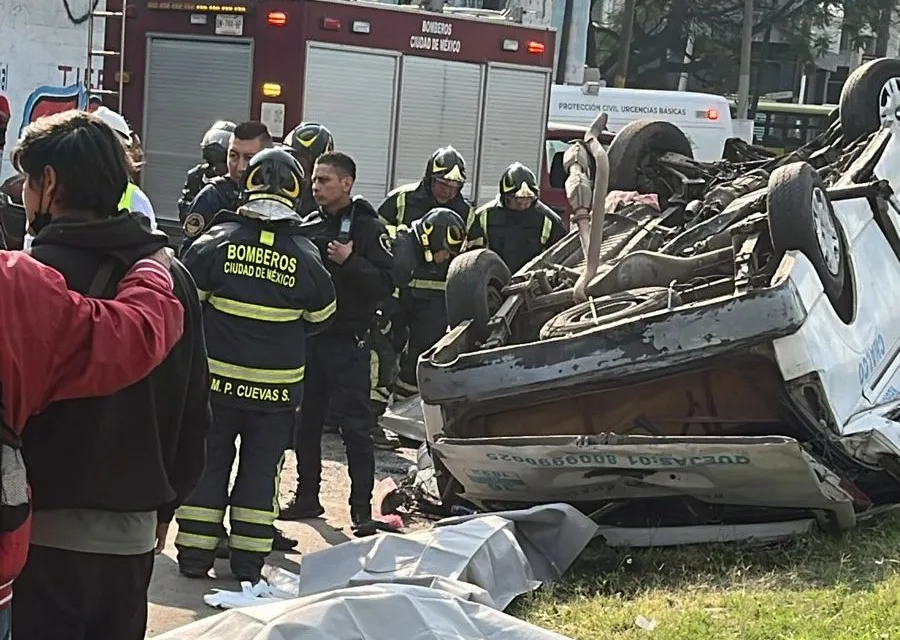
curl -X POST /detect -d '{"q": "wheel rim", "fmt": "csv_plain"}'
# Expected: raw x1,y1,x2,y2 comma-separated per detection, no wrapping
879,77,900,127
572,298,639,323
810,186,841,276
486,281,504,316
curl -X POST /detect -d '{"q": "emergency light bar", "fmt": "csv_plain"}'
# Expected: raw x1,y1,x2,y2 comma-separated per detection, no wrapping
146,1,248,13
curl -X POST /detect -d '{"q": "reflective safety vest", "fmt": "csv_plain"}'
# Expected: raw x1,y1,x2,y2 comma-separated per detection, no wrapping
118,182,137,211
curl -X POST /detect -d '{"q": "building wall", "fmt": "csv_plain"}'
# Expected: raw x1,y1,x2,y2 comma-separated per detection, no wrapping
0,0,106,178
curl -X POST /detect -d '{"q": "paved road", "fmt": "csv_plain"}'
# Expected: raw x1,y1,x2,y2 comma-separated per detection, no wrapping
146,434,417,637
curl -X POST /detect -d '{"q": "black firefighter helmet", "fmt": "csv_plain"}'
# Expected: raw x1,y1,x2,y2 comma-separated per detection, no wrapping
411,207,467,262
499,162,539,205
200,120,236,166
424,146,467,185
284,122,335,162
239,147,305,210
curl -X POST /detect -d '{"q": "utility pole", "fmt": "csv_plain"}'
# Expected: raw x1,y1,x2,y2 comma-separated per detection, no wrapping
613,0,638,88
736,0,754,119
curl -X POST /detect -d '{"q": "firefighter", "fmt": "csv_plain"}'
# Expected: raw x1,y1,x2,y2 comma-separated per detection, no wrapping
474,162,567,274
378,146,480,236
175,147,337,584
282,122,335,217
389,207,467,398
181,120,273,254
377,147,483,399
279,151,393,527
177,120,236,221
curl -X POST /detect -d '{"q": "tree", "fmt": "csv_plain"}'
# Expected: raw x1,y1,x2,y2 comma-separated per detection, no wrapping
594,0,900,92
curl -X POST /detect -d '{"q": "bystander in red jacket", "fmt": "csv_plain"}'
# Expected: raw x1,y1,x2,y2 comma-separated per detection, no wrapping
0,249,184,610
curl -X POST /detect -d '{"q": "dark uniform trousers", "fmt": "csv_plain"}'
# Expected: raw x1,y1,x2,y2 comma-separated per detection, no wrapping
296,334,375,508
175,404,293,580
394,288,447,397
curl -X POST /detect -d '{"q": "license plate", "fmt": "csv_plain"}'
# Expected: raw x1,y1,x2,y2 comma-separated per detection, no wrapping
215,14,244,36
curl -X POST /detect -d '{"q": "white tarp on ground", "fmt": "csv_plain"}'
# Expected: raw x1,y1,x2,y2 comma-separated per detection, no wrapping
153,583,574,640
154,504,595,638
298,503,597,610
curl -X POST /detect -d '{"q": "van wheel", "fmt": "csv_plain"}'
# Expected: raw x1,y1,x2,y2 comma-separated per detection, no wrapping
767,162,851,322
607,119,694,207
539,287,677,339
839,57,900,140
445,249,512,339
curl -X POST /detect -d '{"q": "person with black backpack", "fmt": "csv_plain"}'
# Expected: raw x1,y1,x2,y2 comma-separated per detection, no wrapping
9,109,208,640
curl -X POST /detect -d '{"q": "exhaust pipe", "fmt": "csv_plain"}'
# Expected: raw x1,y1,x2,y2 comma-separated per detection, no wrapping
562,112,610,301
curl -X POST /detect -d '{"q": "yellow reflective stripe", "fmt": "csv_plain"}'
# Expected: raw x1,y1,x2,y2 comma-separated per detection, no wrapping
465,206,477,230
371,387,390,403
208,294,303,322
229,533,273,554
175,531,220,551
304,299,337,323
231,506,277,526
197,289,211,302
176,505,225,523
410,278,445,291
391,287,400,299
385,225,398,239
208,358,304,385
273,454,285,514
118,182,137,210
466,236,485,249
396,192,407,225
541,216,552,246
260,229,275,246
478,207,490,246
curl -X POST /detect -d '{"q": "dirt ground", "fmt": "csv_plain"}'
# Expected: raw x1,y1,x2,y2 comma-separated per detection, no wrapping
145,433,418,637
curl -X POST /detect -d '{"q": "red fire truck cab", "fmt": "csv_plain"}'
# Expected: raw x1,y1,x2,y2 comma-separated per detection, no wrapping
105,0,556,237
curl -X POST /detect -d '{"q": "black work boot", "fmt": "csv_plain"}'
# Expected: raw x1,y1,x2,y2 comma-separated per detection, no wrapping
279,493,325,521
350,504,372,529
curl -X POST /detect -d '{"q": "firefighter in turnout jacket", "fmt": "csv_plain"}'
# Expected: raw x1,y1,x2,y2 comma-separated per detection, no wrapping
283,122,335,217
378,147,482,397
390,207,468,396
474,162,567,274
176,148,336,583
177,120,236,221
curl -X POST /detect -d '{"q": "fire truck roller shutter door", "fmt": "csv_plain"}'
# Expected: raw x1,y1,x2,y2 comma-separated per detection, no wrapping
392,57,483,201
142,37,252,224
477,65,551,205
302,45,397,202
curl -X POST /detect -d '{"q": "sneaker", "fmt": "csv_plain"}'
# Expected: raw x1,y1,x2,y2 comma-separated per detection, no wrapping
279,495,325,521
272,527,298,551
373,427,400,451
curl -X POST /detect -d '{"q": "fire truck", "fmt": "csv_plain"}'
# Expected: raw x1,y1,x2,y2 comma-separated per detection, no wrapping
82,0,553,236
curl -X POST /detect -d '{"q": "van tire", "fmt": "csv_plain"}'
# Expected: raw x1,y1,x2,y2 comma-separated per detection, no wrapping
607,119,694,205
767,162,851,322
839,57,900,141
445,249,511,338
539,287,676,339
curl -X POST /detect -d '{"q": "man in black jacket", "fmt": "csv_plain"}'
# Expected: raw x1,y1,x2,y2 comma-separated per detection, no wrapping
9,111,211,640
180,120,273,254
279,151,393,528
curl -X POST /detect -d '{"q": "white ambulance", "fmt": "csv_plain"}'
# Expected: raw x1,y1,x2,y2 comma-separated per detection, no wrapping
548,84,734,161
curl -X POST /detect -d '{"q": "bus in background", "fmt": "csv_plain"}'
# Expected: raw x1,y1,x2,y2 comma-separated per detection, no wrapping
548,85,734,161
729,101,838,155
